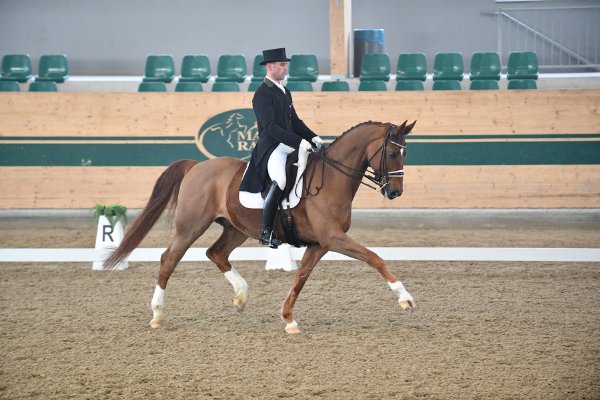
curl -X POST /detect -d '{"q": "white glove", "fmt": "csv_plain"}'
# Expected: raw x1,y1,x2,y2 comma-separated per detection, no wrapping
299,139,312,152
311,136,323,149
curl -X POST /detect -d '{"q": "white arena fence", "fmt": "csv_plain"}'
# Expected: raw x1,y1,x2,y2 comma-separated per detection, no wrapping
1,247,599,263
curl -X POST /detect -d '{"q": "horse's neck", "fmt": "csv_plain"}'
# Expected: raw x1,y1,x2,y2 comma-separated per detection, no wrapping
327,124,382,173
324,124,383,194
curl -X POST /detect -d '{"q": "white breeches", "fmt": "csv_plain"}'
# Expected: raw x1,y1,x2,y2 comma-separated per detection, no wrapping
268,143,295,190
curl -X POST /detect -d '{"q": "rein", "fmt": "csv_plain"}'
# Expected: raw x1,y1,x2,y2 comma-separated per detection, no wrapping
300,124,406,198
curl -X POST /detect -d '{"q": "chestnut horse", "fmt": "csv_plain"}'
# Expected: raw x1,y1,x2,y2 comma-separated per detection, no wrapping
105,120,416,333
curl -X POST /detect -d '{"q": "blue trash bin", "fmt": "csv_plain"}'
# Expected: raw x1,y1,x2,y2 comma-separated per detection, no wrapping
353,29,384,77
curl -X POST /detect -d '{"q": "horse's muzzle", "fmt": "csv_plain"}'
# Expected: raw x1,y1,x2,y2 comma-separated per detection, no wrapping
383,188,403,200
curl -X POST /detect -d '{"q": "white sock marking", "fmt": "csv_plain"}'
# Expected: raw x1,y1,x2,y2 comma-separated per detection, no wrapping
388,280,413,303
151,285,165,309
285,320,299,332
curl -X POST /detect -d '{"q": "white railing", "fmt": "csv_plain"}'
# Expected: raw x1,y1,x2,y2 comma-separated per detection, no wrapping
498,6,600,72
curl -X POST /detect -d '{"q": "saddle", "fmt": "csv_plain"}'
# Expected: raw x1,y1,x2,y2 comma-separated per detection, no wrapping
240,148,307,210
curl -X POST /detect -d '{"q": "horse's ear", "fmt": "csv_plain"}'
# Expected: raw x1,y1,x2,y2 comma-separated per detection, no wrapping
404,120,417,135
399,120,407,130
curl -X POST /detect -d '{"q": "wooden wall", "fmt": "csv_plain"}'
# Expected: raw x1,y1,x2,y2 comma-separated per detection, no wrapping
1,90,599,209
2,90,599,136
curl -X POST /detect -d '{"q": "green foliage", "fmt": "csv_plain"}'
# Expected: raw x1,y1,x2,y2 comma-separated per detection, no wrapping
92,203,127,227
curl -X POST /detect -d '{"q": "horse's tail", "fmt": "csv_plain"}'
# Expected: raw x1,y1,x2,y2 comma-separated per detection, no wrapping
103,159,198,269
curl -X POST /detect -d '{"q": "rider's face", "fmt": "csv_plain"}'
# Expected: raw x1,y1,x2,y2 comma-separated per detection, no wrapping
267,62,288,82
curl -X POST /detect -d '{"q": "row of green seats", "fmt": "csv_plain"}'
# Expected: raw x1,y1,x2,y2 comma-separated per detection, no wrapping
359,51,539,82
2,52,538,87
0,81,59,91
134,78,538,93
0,78,536,93
143,54,319,84
138,81,240,92
355,80,536,91
281,79,536,91
0,54,69,83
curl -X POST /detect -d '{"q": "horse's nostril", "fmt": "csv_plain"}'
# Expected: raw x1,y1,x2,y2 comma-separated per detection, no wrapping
390,190,400,199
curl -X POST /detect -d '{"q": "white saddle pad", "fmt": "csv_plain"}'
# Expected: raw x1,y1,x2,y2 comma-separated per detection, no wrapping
239,149,309,209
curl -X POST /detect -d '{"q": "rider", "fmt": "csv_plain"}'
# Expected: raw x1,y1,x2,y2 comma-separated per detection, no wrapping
240,47,323,248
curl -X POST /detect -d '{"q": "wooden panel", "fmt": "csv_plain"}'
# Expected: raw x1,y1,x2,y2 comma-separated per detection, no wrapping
0,167,164,208
1,165,598,209
1,90,598,137
1,90,598,209
353,165,600,208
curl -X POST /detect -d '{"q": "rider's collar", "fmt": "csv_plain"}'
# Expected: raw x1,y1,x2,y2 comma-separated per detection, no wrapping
265,76,286,94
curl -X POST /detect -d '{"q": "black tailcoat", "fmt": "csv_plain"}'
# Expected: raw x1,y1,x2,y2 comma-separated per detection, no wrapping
239,78,317,193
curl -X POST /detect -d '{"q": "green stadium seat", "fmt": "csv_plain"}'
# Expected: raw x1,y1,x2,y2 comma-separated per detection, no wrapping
358,80,388,91
507,79,537,90
36,54,69,83
138,82,167,92
1,54,32,83
469,80,499,90
179,55,210,83
251,54,266,82
143,55,175,83
321,80,350,91
175,82,203,92
432,80,461,91
433,52,463,81
508,51,539,80
212,81,240,92
469,52,500,81
286,81,313,92
396,53,427,81
395,80,424,91
248,81,261,92
0,81,20,91
215,54,247,83
287,54,318,82
359,53,390,81
29,81,58,92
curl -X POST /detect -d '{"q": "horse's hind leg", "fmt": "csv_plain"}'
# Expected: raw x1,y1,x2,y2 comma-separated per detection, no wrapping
150,215,214,329
206,218,250,311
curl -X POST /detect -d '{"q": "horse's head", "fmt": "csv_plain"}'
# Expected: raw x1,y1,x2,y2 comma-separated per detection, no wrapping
366,120,416,200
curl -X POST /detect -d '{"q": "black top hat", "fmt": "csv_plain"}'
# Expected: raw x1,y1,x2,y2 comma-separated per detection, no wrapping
260,48,291,65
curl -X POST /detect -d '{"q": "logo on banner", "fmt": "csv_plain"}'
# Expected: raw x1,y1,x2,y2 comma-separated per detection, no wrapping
196,109,258,160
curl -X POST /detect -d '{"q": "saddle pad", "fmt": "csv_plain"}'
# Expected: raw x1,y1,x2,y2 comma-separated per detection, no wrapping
239,151,308,209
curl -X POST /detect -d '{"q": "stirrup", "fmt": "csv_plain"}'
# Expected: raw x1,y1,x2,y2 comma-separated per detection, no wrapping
259,230,282,249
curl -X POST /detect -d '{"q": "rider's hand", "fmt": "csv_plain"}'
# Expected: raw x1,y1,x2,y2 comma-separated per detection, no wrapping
311,136,323,149
299,139,312,152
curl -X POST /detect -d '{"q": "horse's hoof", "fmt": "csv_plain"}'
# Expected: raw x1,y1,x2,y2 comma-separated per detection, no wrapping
150,317,163,329
233,296,246,312
399,299,415,310
285,320,302,334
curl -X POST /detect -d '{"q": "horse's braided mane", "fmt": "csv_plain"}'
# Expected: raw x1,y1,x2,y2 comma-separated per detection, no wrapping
327,121,388,148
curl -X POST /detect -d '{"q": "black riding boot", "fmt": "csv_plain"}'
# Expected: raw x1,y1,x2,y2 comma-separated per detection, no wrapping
259,181,283,248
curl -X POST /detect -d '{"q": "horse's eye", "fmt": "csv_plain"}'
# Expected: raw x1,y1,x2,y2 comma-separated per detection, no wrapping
390,151,399,159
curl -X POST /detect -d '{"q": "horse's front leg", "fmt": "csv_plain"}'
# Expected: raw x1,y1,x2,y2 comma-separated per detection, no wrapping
327,231,415,310
281,244,328,334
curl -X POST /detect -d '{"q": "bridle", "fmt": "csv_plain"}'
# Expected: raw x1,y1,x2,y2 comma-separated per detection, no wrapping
301,124,406,197
364,124,406,191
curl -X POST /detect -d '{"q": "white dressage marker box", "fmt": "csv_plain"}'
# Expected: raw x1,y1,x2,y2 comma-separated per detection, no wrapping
265,243,297,271
92,215,127,270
